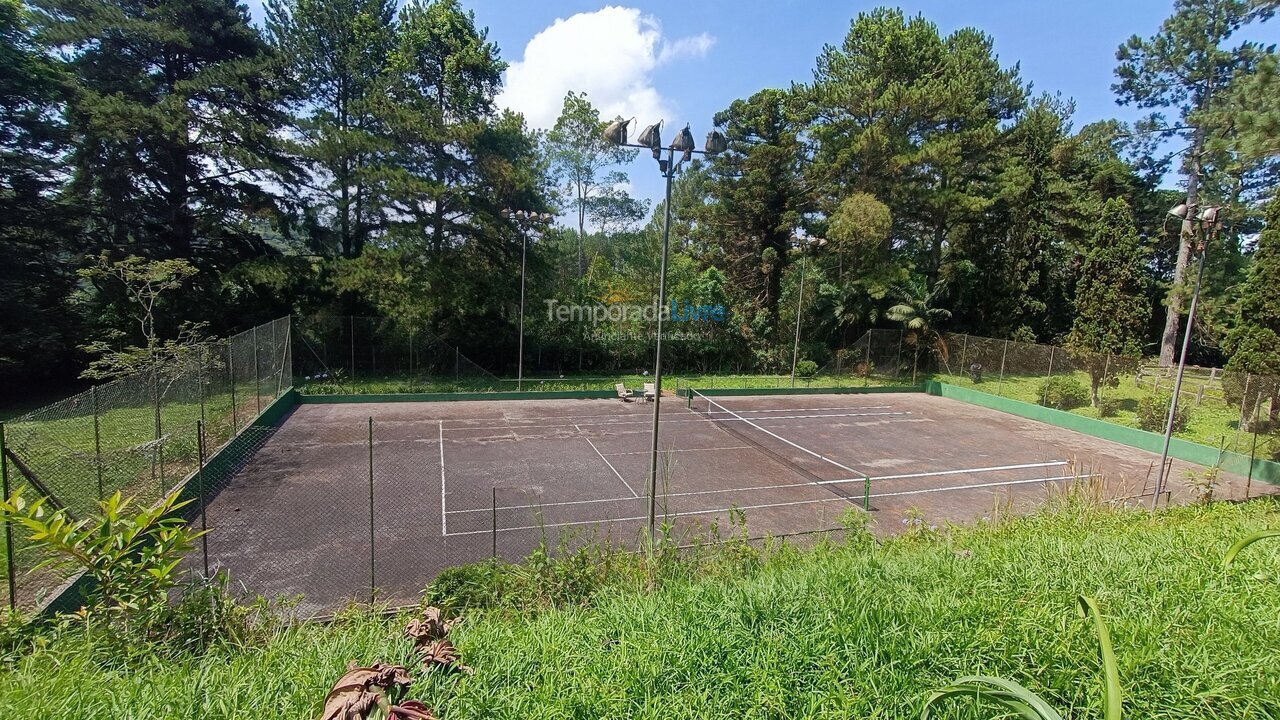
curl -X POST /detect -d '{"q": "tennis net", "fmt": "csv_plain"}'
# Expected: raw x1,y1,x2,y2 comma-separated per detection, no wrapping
687,389,869,506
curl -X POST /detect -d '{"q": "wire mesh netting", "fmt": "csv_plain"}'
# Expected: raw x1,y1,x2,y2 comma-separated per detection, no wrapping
293,316,502,394
1,316,292,611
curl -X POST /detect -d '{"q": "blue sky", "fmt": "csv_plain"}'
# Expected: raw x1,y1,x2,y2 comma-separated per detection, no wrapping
245,0,1275,209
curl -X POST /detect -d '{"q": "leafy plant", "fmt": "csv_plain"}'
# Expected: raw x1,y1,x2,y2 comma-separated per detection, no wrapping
1136,392,1191,433
0,490,205,625
1098,396,1123,418
922,595,1122,720
795,359,818,378
1038,375,1090,410
1223,529,1280,569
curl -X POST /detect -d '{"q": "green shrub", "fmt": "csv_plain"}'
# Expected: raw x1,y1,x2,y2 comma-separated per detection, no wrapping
1038,376,1090,410
1137,392,1192,433
1099,397,1122,418
795,359,818,378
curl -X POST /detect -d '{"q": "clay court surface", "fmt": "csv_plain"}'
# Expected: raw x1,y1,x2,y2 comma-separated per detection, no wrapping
203,392,1253,614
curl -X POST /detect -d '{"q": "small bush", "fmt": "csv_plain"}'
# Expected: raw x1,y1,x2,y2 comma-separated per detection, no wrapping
1137,392,1192,433
795,359,818,378
1098,397,1122,418
1038,376,1090,410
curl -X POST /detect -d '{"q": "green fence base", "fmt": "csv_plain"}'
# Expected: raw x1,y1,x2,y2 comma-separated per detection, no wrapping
299,389,621,403
925,380,1280,485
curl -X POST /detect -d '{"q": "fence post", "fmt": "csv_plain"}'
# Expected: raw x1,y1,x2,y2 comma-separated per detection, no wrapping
253,325,262,417
153,361,164,493
368,417,375,606
1,422,15,611
1100,353,1112,404
491,487,498,559
197,420,209,578
895,330,904,380
92,385,103,501
228,341,238,434
997,340,1010,396
958,335,968,379
409,329,415,380
349,316,356,388
1042,347,1056,405
862,474,871,511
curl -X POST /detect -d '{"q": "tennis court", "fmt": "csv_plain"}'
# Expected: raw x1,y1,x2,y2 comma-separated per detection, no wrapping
200,390,1251,614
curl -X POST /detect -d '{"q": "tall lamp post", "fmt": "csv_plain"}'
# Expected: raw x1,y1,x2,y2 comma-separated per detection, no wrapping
501,208,553,391
1152,201,1224,509
603,118,726,541
790,234,827,387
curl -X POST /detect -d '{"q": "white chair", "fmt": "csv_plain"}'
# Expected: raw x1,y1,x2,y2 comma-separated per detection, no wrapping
643,382,656,401
616,382,632,402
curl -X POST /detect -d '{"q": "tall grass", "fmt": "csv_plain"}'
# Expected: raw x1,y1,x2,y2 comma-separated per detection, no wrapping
1,499,1278,719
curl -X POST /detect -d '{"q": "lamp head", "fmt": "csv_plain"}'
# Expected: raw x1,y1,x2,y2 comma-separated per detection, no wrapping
1167,203,1190,220
603,118,632,146
704,130,727,155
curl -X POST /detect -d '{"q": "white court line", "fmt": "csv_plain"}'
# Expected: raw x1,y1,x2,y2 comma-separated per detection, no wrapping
576,424,638,498
445,411,911,434
438,420,446,537
443,460,1068,516
442,473,1091,536
604,445,753,456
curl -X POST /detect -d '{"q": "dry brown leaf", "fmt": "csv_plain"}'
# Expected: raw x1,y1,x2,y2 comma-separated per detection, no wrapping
404,606,461,643
417,638,472,673
317,663,414,720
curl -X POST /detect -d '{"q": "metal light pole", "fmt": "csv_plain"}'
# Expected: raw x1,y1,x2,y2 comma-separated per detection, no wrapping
502,209,553,391
603,119,726,541
790,235,826,387
1152,202,1223,510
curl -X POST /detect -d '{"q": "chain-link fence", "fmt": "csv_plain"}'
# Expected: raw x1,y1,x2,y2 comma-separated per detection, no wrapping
0,317,292,611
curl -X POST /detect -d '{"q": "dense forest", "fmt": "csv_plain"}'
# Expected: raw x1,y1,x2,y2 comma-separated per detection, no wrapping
1,0,1278,399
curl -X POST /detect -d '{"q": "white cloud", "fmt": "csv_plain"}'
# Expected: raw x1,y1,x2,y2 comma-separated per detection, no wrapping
497,6,716,130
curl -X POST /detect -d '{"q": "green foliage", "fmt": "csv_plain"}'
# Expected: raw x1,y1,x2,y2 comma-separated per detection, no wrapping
1137,392,1192,433
3,501,1280,717
0,490,205,624
924,596,1125,720
1099,396,1124,418
1223,529,1280,569
1039,375,1091,410
795,359,818,377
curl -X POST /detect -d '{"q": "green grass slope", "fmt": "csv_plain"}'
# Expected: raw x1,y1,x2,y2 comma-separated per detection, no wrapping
2,499,1279,719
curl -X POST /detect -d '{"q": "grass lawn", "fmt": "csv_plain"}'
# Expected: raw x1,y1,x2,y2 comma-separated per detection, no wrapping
2,498,1277,718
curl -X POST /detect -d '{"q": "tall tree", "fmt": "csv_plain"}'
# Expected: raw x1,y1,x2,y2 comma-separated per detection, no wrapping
806,8,1024,283
1224,194,1280,427
0,0,79,386
544,91,636,277
703,88,809,352
1114,0,1274,364
1067,198,1151,406
266,0,396,257
43,0,294,264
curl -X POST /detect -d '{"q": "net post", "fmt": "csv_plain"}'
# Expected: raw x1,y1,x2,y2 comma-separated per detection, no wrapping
368,416,375,606
491,486,497,559
1,422,15,611
92,385,103,501
197,419,209,578
862,473,871,511
895,330,904,380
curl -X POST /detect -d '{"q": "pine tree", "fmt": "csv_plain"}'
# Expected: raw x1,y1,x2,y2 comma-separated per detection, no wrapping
1068,198,1151,406
0,0,80,384
41,0,294,265
1114,0,1274,365
266,0,397,258
1224,194,1280,427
